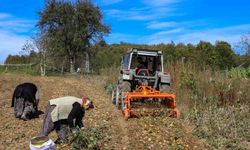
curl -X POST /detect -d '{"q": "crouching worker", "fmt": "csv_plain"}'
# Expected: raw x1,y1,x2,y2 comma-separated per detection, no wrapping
40,96,94,144
11,82,39,120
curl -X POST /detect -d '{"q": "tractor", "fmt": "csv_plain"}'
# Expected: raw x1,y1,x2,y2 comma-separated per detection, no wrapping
112,48,179,119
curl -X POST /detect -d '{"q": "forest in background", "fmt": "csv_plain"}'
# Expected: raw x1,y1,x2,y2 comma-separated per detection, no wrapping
3,40,250,76
2,0,250,75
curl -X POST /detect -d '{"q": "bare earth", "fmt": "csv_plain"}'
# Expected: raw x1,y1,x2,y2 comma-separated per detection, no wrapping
0,74,205,150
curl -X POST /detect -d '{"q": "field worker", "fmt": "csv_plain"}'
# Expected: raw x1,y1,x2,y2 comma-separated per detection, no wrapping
40,96,94,144
11,82,39,120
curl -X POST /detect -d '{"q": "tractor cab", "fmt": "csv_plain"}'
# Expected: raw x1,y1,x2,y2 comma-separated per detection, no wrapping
120,48,169,89
121,49,163,75
112,48,179,119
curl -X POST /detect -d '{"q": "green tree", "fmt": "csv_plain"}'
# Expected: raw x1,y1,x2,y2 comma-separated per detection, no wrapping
215,41,235,69
159,42,176,64
37,0,110,73
5,55,28,64
175,43,188,61
195,41,217,68
186,43,196,62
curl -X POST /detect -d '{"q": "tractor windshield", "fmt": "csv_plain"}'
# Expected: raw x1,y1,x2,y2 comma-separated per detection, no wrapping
130,54,162,74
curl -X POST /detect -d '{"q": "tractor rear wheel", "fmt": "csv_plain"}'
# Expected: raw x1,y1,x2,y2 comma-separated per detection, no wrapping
160,83,171,93
120,81,131,110
111,86,116,104
115,86,120,109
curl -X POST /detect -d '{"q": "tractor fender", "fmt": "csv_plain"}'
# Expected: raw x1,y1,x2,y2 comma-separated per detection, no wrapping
119,70,133,81
159,72,171,84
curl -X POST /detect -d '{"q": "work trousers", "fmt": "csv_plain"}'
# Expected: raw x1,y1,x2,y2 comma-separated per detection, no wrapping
40,102,69,140
14,98,36,120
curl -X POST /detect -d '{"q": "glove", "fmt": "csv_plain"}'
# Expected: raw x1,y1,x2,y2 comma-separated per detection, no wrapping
71,128,77,134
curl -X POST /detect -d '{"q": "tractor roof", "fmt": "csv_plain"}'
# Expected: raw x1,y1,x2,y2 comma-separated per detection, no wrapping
126,48,162,56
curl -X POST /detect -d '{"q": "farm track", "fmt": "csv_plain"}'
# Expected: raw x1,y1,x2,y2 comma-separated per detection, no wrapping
0,74,204,149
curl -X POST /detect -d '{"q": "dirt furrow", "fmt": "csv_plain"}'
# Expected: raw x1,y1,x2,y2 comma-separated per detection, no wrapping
80,76,130,149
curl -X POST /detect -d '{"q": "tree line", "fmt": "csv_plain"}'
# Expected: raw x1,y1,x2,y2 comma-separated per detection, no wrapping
5,40,250,73
4,0,250,75
90,40,249,73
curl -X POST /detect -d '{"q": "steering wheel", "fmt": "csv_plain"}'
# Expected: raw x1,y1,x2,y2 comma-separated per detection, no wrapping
136,69,149,76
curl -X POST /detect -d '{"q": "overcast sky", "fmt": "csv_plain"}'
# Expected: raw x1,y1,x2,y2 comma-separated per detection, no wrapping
0,0,250,63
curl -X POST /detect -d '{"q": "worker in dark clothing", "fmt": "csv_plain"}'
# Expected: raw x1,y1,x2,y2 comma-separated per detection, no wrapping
40,96,94,144
11,82,39,120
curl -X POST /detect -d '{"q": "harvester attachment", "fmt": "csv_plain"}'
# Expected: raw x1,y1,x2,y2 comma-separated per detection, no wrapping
122,84,179,119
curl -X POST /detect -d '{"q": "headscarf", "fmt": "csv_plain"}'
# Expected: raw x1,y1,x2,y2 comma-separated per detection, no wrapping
82,97,94,110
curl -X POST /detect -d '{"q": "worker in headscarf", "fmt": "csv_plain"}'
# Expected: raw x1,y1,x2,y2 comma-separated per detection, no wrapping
40,96,94,144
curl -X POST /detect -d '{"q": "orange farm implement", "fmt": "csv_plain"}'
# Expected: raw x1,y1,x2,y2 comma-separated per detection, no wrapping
122,84,180,119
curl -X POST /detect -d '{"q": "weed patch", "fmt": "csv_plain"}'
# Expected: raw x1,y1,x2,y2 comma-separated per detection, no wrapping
67,125,110,150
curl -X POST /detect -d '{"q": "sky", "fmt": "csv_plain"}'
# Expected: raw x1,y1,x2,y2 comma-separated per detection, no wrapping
0,0,250,63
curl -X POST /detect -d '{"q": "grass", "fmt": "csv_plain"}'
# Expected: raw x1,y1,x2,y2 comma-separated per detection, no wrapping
169,62,250,149
0,65,39,75
0,65,67,76
99,66,119,94
189,105,249,149
225,67,250,79
66,125,110,150
103,61,250,149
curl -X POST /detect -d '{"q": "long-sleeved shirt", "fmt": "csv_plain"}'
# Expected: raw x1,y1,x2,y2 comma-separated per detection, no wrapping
49,96,84,128
67,102,84,128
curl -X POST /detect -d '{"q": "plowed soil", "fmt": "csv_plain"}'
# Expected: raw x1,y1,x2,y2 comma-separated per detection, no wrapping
0,74,205,150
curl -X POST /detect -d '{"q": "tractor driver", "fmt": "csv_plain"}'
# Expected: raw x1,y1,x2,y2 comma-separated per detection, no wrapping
136,56,147,75
136,57,146,70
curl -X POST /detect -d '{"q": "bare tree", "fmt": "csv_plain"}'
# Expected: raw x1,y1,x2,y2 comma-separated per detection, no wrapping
239,32,250,55
20,40,36,56
33,32,49,76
